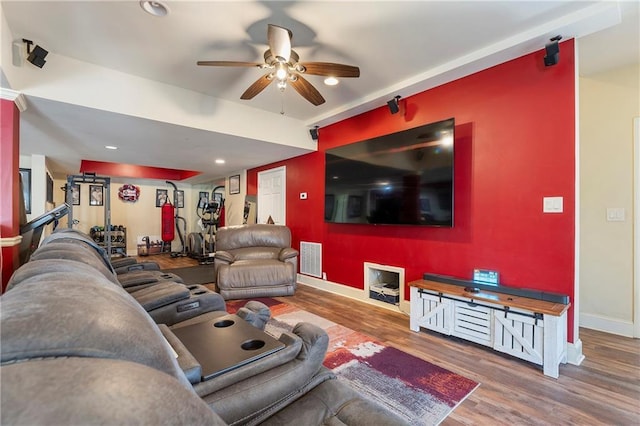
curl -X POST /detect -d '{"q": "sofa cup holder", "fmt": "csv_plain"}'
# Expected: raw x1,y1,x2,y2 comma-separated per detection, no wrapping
213,319,235,328
241,339,266,351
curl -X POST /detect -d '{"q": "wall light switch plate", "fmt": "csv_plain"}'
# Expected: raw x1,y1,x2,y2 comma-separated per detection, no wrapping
543,196,563,213
606,208,625,222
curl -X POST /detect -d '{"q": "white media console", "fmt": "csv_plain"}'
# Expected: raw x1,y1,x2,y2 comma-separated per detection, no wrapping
409,279,570,378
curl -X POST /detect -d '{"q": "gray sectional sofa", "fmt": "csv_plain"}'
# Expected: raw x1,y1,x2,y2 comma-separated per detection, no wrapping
1,229,407,425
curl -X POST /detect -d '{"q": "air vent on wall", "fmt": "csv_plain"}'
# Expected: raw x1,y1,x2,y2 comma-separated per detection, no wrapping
300,241,322,278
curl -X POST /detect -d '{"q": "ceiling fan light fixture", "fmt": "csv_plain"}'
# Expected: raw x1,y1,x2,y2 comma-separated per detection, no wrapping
197,24,359,106
324,76,339,86
275,63,288,80
140,1,169,17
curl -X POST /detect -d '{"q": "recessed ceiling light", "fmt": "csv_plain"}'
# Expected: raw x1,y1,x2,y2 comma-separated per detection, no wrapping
324,77,339,86
140,1,169,17
105,145,118,150
215,159,225,164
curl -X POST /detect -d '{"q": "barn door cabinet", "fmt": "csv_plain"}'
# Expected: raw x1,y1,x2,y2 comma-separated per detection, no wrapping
409,280,570,378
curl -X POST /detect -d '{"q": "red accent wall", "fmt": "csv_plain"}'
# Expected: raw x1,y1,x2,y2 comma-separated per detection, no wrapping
80,160,201,181
248,41,576,341
1,99,21,292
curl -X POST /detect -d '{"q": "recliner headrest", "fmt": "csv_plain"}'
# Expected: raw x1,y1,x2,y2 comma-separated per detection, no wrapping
216,224,291,251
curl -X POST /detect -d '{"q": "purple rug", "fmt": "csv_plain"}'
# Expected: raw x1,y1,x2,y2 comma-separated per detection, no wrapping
227,298,479,425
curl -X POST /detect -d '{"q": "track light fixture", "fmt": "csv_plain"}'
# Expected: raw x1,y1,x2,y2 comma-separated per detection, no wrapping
544,35,562,67
309,126,319,141
387,95,402,114
23,39,48,68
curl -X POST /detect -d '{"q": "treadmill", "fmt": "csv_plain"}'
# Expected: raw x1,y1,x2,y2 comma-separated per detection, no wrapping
18,203,70,266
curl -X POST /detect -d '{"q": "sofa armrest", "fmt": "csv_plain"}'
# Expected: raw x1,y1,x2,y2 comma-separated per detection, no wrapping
115,261,160,274
159,324,202,385
214,250,235,263
192,329,303,395
278,247,299,261
236,300,272,330
258,374,410,426
133,282,190,311
196,322,329,425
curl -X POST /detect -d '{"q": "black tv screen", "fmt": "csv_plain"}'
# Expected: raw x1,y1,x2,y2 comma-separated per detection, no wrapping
325,118,454,227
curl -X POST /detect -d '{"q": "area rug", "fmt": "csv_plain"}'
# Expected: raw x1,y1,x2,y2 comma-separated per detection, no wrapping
226,298,479,425
162,264,214,285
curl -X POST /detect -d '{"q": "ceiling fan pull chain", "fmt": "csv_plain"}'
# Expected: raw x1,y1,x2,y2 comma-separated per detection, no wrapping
280,94,285,115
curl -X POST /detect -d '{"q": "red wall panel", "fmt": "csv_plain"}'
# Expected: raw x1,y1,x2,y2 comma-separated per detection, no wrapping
249,41,576,340
1,99,21,292
80,160,200,181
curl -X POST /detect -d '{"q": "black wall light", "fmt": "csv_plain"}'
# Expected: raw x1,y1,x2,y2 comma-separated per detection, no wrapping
23,39,48,68
387,95,401,114
544,35,562,67
309,126,319,141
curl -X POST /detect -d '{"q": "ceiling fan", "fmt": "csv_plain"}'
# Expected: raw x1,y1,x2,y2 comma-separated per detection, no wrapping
197,24,360,106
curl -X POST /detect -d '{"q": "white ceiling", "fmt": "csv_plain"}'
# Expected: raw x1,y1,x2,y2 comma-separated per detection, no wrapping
1,1,638,184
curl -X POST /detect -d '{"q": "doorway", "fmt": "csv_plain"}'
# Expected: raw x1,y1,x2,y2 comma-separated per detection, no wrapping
257,166,286,225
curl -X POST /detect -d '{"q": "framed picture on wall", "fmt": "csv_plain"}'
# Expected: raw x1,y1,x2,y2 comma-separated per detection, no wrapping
89,185,104,206
156,189,168,207
175,190,184,208
229,174,240,195
71,184,81,206
19,168,32,214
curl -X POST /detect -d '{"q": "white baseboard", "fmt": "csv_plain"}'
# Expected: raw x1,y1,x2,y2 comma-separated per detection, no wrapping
567,338,585,366
579,312,635,338
297,274,411,316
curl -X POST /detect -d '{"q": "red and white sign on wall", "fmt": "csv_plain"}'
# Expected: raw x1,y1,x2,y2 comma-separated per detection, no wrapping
118,184,140,202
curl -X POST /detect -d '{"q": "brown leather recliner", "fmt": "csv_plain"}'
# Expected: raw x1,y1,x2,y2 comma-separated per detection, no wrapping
214,224,299,299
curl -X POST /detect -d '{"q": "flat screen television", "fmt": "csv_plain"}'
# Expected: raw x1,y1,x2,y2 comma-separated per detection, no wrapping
325,118,454,227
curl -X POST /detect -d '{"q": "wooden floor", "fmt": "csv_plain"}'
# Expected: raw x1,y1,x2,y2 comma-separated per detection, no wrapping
150,255,640,425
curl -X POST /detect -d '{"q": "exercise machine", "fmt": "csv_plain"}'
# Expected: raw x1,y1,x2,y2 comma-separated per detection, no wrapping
166,181,188,258
65,174,124,256
188,186,224,264
19,203,69,265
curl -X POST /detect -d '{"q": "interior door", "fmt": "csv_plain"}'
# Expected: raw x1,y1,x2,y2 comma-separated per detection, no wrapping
257,166,286,224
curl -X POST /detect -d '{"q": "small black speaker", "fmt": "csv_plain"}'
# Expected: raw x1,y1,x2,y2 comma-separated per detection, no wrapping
27,45,48,68
309,127,319,140
387,97,400,114
544,40,559,67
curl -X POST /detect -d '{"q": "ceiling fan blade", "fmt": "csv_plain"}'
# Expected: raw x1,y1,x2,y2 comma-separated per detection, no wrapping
197,61,262,67
290,75,325,106
241,74,274,100
268,24,292,63
299,62,360,78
